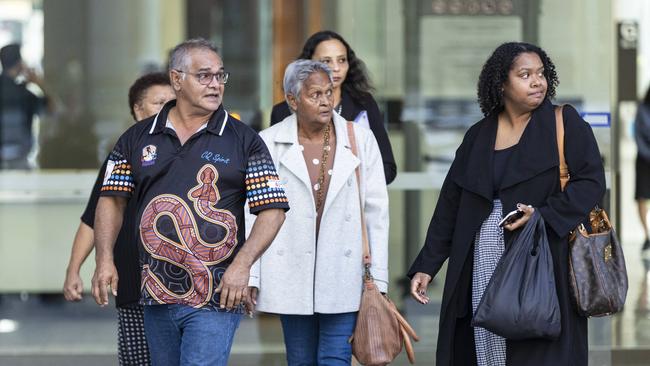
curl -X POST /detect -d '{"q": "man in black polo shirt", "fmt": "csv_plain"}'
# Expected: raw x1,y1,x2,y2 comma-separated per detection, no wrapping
91,38,288,366
63,72,174,366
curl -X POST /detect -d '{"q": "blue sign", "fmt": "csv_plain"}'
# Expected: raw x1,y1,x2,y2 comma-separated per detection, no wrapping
580,112,610,127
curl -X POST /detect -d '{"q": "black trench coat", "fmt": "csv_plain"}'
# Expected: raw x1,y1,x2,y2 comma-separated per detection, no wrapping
408,100,606,366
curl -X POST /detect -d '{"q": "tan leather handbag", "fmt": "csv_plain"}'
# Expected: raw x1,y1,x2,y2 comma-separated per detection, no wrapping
555,106,628,317
346,122,419,365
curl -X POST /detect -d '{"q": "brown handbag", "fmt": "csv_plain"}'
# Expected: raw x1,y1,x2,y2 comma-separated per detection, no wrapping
346,122,419,365
555,106,628,317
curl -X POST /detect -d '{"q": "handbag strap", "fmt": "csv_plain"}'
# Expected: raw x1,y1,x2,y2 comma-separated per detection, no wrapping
555,105,570,192
346,121,373,272
556,105,606,236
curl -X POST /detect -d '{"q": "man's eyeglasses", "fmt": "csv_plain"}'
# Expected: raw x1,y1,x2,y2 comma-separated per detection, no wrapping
175,69,230,85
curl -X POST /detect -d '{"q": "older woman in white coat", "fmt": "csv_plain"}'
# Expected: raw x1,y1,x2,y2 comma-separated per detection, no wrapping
245,59,389,365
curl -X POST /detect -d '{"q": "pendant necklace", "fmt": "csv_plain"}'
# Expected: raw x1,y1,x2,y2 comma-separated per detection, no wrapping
314,122,331,212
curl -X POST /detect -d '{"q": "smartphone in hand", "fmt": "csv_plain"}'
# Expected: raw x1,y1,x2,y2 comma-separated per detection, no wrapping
498,209,524,227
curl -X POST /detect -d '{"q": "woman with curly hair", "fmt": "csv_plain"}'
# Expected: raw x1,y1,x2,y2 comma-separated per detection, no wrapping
270,30,397,184
407,42,605,366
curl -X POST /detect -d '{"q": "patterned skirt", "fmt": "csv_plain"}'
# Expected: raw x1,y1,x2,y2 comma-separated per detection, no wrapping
117,304,151,365
472,199,507,366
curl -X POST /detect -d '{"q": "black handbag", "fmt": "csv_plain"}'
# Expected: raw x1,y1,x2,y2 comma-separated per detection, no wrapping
555,106,628,317
472,211,562,340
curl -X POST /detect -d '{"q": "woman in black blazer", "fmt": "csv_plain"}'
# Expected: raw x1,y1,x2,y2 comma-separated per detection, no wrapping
408,42,605,366
270,30,397,184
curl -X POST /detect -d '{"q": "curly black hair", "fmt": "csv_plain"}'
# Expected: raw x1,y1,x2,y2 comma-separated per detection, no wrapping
477,42,559,116
298,30,374,106
128,72,171,120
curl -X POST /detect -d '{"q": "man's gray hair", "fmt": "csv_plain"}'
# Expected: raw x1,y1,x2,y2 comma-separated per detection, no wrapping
168,38,220,71
283,59,333,106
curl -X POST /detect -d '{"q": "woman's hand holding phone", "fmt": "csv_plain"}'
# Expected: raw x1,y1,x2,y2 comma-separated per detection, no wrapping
498,209,524,227
499,203,534,231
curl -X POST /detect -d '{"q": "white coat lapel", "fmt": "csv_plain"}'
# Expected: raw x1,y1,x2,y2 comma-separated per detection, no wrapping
274,115,312,191
322,113,360,216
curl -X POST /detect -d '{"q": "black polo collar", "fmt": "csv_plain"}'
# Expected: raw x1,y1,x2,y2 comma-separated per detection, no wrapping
148,99,229,136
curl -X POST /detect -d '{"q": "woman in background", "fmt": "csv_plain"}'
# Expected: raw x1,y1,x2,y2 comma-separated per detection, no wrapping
270,30,397,184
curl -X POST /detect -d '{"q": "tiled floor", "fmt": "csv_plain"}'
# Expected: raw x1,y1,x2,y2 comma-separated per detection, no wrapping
0,294,432,365
0,293,640,365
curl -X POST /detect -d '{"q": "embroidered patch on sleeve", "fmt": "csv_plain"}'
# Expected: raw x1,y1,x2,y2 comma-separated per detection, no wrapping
266,178,284,189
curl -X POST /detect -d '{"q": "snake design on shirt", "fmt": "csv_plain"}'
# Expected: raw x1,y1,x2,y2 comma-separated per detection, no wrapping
139,164,238,307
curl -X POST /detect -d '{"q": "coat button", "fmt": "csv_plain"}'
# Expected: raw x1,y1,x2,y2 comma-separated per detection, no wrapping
347,178,353,186
277,249,284,256
344,249,352,257
345,213,352,221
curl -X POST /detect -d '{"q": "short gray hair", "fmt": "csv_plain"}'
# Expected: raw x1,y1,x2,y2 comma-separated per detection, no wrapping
168,38,220,71
283,60,332,106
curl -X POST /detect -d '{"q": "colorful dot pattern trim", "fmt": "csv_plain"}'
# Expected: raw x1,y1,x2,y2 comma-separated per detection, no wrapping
245,152,288,209
101,152,135,194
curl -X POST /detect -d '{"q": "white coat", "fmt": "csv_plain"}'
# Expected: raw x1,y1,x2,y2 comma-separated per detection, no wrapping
246,112,389,314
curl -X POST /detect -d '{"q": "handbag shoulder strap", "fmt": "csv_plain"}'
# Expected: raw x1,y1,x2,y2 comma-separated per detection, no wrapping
346,121,372,268
555,105,569,191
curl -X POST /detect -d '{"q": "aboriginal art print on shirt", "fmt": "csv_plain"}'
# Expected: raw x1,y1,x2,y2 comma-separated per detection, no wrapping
139,164,238,308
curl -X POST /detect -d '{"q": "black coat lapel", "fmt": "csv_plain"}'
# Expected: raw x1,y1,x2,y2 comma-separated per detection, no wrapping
339,89,357,121
452,114,497,202
451,99,559,201
499,99,559,190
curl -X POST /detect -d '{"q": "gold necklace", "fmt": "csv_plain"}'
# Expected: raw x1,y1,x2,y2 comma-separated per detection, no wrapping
314,122,331,212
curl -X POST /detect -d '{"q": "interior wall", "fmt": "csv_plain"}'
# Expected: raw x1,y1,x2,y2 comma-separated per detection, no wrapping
540,0,612,110
43,0,186,167
615,0,650,97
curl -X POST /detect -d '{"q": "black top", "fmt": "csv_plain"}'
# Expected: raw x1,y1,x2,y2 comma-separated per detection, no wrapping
81,158,141,308
635,104,650,161
270,89,397,184
492,144,517,197
100,100,289,310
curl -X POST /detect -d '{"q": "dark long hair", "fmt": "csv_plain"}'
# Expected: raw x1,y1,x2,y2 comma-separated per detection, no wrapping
477,42,559,116
298,30,374,106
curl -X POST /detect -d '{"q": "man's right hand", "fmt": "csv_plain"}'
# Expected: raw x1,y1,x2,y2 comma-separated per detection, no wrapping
91,259,118,306
410,272,432,305
63,270,84,302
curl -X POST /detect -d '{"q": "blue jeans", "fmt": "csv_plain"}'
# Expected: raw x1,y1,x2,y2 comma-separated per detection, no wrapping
143,304,242,366
280,312,358,366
